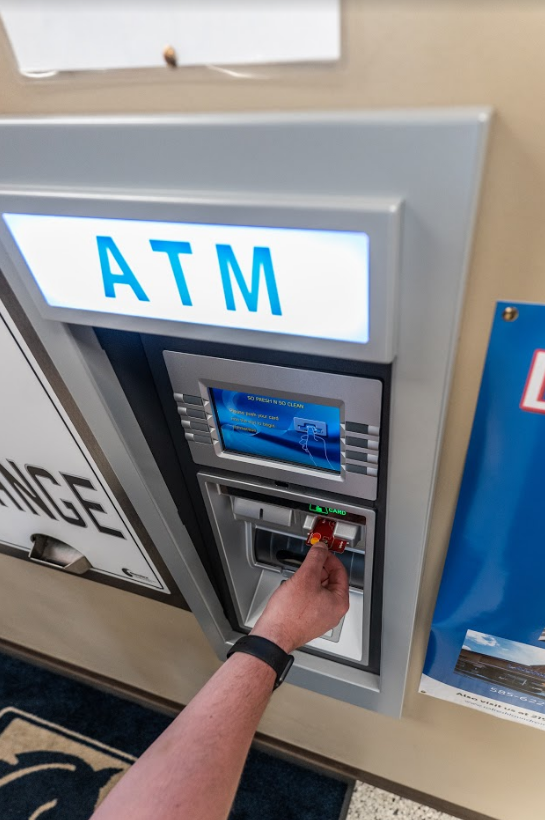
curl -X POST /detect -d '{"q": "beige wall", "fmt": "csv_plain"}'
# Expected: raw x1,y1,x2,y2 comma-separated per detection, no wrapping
1,3,545,818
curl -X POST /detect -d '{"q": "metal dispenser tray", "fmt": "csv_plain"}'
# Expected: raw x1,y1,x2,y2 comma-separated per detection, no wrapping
198,471,375,667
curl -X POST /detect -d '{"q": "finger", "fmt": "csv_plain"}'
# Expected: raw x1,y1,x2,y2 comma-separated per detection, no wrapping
323,552,349,598
298,542,330,577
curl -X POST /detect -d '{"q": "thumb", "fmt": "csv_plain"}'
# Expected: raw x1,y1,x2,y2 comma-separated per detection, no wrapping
299,542,330,577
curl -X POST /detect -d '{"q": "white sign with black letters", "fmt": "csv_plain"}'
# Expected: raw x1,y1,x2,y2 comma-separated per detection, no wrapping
0,299,169,592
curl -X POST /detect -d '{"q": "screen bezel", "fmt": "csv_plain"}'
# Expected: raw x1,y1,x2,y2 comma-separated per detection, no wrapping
164,350,382,501
208,386,343,475
201,377,347,484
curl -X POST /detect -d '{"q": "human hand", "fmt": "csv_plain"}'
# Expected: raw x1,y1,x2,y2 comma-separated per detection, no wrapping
250,542,350,654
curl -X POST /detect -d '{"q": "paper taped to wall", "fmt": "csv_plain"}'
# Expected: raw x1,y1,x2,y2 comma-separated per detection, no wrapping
0,0,340,73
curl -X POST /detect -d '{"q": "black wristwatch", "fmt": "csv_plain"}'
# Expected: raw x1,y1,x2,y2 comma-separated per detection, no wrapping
226,635,294,690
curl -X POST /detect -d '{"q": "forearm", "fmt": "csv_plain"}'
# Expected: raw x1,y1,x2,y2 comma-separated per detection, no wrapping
91,543,349,820
92,652,276,820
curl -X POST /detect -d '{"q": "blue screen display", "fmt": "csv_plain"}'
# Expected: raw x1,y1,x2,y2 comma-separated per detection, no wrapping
210,388,341,473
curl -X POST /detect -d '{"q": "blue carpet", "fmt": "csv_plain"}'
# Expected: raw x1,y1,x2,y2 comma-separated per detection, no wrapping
0,652,350,819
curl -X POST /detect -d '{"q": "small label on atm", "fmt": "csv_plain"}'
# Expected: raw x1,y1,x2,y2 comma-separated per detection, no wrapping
309,503,347,516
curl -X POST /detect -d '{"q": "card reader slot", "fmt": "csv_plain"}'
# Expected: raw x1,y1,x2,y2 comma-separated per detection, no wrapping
254,529,364,590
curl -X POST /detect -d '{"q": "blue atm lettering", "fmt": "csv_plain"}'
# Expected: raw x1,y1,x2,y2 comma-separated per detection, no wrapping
149,239,193,306
97,236,149,302
216,244,282,316
96,236,282,316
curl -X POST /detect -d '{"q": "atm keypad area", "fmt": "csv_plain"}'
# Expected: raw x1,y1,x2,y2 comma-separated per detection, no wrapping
96,330,389,675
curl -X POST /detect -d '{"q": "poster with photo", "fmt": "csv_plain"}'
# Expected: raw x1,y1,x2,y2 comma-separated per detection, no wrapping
421,302,545,730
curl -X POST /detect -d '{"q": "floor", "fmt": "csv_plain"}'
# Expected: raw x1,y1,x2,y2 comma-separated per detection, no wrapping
0,649,463,820
347,782,458,820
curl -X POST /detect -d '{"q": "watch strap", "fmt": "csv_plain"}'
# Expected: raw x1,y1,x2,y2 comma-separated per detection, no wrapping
227,635,294,690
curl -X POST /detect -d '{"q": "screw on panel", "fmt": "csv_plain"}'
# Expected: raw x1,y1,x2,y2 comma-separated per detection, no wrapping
163,46,177,67
502,306,519,322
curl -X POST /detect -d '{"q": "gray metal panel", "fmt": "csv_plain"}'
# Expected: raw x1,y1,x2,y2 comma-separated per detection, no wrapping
164,350,382,501
0,110,491,714
198,472,375,669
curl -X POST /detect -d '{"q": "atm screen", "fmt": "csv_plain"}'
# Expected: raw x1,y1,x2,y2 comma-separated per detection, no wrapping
209,388,341,473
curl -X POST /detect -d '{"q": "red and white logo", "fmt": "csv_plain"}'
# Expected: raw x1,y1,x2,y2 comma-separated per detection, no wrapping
521,349,545,414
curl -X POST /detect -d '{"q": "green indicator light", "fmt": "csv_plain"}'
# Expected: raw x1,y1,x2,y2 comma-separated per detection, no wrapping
309,504,347,516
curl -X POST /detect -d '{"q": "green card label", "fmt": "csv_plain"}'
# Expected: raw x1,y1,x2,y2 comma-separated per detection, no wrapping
309,503,347,516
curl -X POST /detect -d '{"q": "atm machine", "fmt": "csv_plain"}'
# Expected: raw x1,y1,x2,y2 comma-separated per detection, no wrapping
0,110,490,714
102,337,386,675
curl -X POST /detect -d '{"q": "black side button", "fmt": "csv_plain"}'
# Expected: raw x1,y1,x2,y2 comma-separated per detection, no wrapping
345,421,369,434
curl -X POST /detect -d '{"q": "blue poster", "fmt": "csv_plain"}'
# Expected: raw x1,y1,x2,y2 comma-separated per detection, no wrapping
421,302,545,729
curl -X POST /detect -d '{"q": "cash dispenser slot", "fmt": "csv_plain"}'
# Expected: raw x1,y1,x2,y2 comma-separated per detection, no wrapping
253,529,365,590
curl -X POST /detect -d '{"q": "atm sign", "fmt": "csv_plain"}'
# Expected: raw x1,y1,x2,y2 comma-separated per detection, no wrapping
2,213,370,345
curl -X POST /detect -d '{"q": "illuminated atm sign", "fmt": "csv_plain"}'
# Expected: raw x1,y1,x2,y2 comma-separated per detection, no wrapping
2,214,370,345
